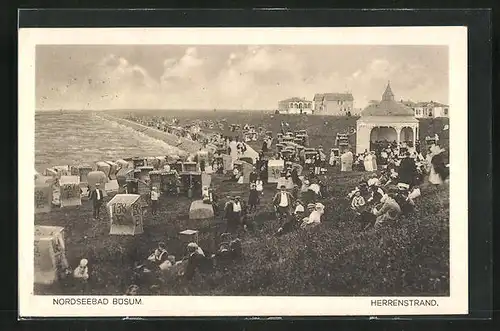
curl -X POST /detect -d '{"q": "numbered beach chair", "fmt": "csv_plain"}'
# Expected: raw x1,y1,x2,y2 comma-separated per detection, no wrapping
34,225,69,285
107,194,144,235
59,176,82,208
34,182,53,214
268,159,285,184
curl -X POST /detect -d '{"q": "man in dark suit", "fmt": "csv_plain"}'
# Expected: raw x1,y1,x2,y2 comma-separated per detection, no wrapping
273,185,295,221
89,183,105,219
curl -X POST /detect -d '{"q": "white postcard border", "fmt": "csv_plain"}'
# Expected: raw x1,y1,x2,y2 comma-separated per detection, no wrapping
19,27,468,317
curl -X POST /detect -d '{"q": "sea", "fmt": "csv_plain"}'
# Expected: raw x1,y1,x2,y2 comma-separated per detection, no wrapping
35,111,184,172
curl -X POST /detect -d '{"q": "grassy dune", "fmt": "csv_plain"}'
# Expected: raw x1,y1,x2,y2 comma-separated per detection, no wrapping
35,169,449,296
35,110,449,296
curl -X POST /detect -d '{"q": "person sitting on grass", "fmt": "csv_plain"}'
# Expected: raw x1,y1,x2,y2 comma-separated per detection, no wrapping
367,184,386,206
394,183,416,215
317,176,328,198
146,242,169,270
348,180,369,201
384,167,399,186
73,258,89,294
300,202,325,229
350,190,366,213
158,255,177,271
73,258,89,281
294,200,305,217
372,187,402,230
308,180,322,200
216,233,243,261
367,173,380,187
275,198,307,236
182,242,208,280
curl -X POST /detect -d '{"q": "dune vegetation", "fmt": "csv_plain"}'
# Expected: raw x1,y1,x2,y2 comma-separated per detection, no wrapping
35,111,449,296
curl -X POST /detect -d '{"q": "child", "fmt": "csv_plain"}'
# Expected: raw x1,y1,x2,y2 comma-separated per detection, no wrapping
73,258,89,294
351,190,366,213
248,182,259,213
202,186,211,204
293,200,305,218
255,177,264,195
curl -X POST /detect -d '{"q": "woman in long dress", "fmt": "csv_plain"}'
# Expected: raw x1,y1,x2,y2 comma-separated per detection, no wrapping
364,152,373,172
428,145,448,185
371,151,378,171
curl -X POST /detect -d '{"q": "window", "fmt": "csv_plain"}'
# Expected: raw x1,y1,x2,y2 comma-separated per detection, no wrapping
444,108,448,116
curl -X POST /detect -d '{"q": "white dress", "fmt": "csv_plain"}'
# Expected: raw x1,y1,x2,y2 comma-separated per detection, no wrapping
364,154,373,172
329,152,336,166
371,154,378,171
428,152,444,185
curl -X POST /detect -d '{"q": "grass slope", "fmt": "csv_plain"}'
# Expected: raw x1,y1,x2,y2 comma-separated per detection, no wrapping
35,168,449,296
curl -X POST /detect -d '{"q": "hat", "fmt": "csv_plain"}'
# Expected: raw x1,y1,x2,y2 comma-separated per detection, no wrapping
307,203,316,210
152,186,157,190
79,259,88,267
397,183,410,190
235,196,241,200
280,185,286,189
187,242,198,250
95,183,100,186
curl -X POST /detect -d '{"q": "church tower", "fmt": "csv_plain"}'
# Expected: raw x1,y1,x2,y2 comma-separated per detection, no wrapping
382,81,395,101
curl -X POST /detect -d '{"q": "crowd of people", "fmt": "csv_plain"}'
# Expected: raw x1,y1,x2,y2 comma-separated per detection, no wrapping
347,143,449,231
60,116,449,295
126,115,205,142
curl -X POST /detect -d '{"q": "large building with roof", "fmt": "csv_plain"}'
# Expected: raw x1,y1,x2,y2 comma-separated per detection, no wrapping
313,92,356,116
278,97,313,114
402,100,449,118
355,82,419,154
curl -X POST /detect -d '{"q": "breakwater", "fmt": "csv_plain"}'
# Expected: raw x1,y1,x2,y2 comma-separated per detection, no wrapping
95,114,203,154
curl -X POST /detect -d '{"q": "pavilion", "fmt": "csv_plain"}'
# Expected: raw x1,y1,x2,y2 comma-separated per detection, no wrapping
355,82,419,154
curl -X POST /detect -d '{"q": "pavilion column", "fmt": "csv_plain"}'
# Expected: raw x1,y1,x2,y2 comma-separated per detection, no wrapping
412,125,417,150
395,126,401,147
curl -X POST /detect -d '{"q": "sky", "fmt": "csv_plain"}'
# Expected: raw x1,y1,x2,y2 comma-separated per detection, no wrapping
36,45,448,111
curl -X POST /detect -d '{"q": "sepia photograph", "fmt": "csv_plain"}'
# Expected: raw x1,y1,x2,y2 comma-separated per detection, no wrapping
19,27,468,317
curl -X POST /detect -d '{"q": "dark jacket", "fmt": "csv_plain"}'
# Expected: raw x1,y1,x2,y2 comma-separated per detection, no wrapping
273,191,294,208
398,157,416,185
89,189,105,205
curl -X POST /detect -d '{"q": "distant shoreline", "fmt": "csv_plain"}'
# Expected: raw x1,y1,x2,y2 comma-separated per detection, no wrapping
35,109,276,114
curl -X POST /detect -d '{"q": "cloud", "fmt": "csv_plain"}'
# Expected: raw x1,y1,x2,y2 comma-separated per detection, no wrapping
346,58,443,108
36,46,448,111
38,53,163,110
